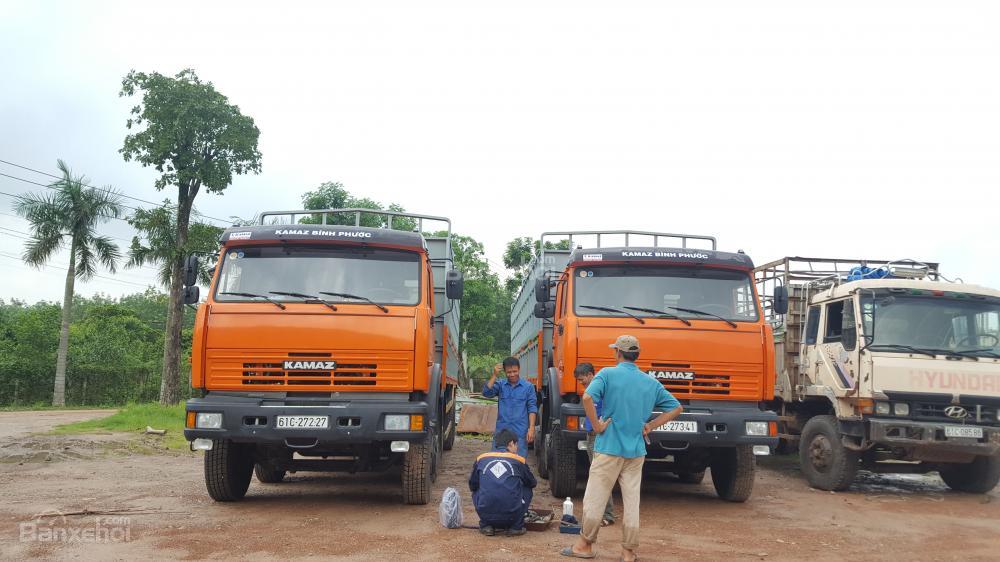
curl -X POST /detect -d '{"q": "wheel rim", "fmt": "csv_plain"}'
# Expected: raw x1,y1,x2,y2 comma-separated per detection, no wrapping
809,434,834,473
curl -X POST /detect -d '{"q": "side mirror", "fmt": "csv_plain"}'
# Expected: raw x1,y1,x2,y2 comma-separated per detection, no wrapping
446,270,464,300
183,255,199,287
533,301,555,319
182,285,200,305
534,278,550,303
773,285,789,315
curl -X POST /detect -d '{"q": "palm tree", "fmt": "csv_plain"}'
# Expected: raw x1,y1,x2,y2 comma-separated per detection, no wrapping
15,160,123,406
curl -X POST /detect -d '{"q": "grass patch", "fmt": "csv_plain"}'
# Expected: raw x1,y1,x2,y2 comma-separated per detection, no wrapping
52,403,189,451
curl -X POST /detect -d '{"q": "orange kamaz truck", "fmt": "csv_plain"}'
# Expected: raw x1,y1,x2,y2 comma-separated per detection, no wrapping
182,208,463,504
512,230,778,502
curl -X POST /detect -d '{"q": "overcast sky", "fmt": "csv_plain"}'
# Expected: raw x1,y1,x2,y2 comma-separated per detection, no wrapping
2,1,998,303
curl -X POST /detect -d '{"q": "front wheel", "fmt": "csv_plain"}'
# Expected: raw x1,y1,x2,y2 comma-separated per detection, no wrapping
939,456,1000,493
402,441,432,505
710,446,755,502
676,470,706,484
204,440,253,502
549,429,578,498
254,462,286,483
799,415,859,491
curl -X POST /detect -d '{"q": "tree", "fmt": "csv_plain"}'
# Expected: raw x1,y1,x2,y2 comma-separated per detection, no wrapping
120,68,262,405
502,236,571,294
299,181,416,231
14,160,123,406
126,202,223,286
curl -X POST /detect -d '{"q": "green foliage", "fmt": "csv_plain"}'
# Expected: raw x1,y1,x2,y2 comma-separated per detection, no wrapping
502,236,571,294
299,181,417,231
52,402,188,450
0,292,200,407
120,69,262,194
126,201,223,286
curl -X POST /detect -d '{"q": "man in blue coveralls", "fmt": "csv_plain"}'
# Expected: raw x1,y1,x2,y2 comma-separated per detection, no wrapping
469,428,537,536
482,356,537,458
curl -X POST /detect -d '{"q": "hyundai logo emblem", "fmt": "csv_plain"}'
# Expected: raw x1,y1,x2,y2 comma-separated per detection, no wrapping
944,406,968,419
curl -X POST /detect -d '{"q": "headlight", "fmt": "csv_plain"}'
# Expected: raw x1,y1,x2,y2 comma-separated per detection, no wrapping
745,421,769,436
875,402,891,415
384,415,410,431
195,412,223,429
893,403,910,416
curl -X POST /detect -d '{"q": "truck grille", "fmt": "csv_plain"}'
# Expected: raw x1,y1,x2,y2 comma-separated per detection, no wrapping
913,402,998,426
582,360,763,400
206,350,413,391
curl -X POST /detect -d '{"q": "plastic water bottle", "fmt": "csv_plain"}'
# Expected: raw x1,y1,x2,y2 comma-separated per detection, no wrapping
563,497,574,518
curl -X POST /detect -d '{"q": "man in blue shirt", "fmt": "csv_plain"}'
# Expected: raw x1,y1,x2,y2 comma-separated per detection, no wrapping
482,357,537,458
574,363,615,527
469,428,537,536
560,335,682,562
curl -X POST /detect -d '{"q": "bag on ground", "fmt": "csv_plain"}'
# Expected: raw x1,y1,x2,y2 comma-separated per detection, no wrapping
439,486,464,529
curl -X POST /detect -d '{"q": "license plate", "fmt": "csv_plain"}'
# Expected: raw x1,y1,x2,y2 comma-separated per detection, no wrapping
944,425,983,439
655,421,697,433
275,416,329,429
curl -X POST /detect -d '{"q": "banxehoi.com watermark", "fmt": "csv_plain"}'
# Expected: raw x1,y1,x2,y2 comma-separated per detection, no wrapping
19,511,131,544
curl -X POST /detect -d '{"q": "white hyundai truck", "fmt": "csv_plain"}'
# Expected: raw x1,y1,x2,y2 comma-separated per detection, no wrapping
755,257,1000,492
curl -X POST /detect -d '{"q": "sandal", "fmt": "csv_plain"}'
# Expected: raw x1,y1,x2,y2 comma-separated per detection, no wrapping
560,547,598,559
601,518,615,527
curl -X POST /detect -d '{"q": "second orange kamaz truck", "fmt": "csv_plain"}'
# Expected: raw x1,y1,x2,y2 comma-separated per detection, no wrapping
182,208,463,504
511,230,778,501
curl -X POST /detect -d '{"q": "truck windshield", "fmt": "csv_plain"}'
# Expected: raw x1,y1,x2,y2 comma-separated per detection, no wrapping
861,293,1000,356
574,266,758,322
214,246,421,306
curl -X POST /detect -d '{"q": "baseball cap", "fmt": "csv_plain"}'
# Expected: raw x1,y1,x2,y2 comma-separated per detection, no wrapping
609,335,640,352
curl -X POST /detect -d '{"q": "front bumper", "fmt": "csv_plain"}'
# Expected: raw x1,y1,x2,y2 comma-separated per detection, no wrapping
868,418,1000,456
559,401,778,450
184,392,431,447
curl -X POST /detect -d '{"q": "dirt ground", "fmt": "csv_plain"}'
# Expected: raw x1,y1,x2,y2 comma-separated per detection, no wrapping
0,411,997,561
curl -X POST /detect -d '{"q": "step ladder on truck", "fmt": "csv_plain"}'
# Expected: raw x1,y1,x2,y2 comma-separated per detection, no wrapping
755,257,1000,492
511,230,779,502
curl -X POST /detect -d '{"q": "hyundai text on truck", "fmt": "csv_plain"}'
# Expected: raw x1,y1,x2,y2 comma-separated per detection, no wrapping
755,257,1000,492
182,208,464,504
511,230,779,502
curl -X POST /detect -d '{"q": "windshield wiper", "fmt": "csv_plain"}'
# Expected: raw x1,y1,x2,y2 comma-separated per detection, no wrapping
269,291,338,312
319,291,389,313
662,305,738,328
219,291,286,310
959,348,1000,359
622,306,691,326
579,305,645,324
863,344,936,358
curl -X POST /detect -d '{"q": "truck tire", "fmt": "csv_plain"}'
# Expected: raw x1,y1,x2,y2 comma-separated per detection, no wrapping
443,391,456,451
939,456,1000,493
799,415,858,491
710,445,755,502
537,431,550,479
677,470,706,484
204,440,253,502
254,463,286,483
549,429,578,498
403,441,432,505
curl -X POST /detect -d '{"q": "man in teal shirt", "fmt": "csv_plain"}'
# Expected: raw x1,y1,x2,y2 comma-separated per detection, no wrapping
560,335,682,562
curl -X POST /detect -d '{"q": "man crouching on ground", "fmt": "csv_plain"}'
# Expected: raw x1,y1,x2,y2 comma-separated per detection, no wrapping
469,428,538,537
561,335,683,561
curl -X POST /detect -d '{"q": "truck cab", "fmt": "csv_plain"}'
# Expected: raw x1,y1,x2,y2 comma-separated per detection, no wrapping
756,257,1000,492
513,230,778,502
182,208,463,504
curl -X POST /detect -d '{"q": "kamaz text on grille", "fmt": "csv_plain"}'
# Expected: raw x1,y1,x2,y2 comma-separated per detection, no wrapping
649,370,695,381
283,360,337,370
